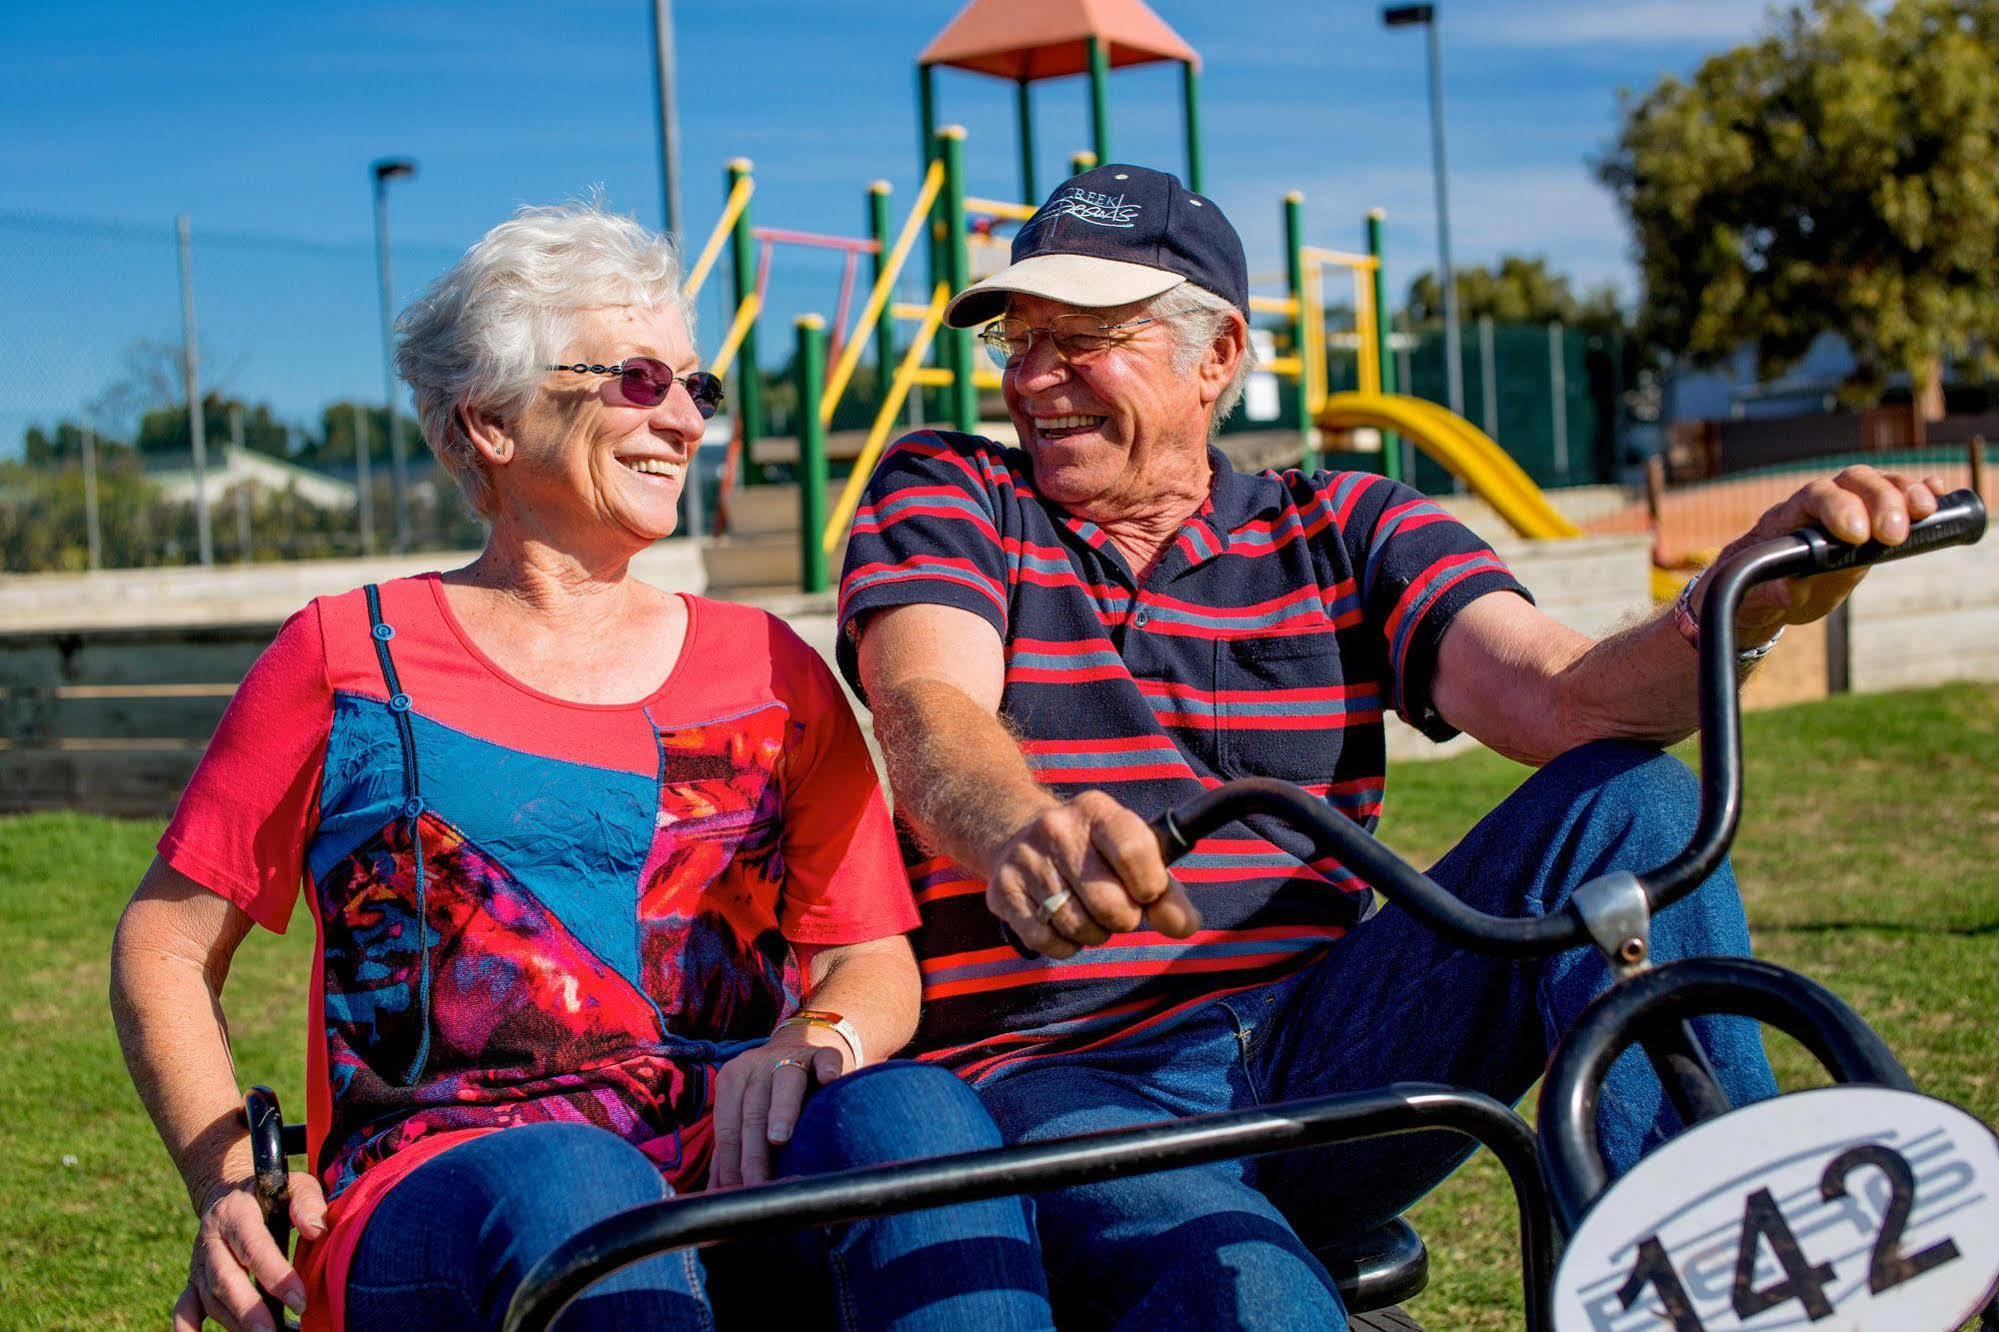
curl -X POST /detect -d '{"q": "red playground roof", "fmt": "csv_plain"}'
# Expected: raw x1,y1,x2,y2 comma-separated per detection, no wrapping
918,0,1200,80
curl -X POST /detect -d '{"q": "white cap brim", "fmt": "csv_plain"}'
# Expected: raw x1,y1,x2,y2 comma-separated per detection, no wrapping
943,254,1186,328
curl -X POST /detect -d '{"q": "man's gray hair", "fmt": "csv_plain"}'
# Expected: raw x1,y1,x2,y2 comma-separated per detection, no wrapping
394,199,694,516
1147,283,1258,438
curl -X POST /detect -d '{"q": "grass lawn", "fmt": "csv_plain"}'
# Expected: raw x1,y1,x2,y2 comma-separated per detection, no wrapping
1,683,1994,1329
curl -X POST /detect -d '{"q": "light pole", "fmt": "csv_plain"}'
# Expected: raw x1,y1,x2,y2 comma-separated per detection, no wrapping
1383,4,1465,420
371,157,416,552
650,0,683,242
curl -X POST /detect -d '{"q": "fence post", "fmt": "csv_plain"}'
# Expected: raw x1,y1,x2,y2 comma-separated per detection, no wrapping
939,126,977,433
175,215,214,567
1547,319,1568,482
1366,208,1400,483
1479,314,1498,439
1972,435,1987,502
81,409,102,572
726,158,764,476
795,316,829,594
353,404,376,557
230,404,251,559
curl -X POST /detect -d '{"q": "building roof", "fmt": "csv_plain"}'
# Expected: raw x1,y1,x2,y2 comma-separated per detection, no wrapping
918,0,1199,80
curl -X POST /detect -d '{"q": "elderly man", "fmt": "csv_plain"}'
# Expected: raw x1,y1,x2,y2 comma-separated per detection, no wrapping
835,164,1945,1330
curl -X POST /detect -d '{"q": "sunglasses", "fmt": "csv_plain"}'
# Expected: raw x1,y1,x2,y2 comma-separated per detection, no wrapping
544,358,726,418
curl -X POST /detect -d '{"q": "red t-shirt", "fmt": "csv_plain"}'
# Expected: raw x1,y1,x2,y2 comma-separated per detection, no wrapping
159,575,913,1329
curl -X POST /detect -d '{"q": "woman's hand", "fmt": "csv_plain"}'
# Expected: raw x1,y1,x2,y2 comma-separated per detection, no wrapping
708,1025,853,1191
171,1172,326,1332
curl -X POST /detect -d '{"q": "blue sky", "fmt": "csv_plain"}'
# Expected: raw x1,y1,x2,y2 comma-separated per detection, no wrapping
0,0,1778,455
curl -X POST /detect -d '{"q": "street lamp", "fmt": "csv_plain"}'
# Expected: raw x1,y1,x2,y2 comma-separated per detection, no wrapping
371,156,417,553
1383,3,1465,420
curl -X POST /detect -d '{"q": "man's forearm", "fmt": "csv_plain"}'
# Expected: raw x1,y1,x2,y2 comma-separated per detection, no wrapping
1553,604,1773,756
870,676,1055,877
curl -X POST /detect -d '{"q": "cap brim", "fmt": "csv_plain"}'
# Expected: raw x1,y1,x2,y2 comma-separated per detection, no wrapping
942,254,1186,328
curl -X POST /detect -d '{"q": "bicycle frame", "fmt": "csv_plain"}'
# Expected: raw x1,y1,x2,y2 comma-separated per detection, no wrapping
500,490,1988,1332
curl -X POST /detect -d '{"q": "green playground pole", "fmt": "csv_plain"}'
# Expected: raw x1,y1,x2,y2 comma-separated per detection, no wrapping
868,181,896,407
1088,36,1112,164
1069,150,1097,178
1367,208,1402,482
1016,80,1038,203
1182,61,1204,193
939,125,977,433
1284,190,1315,472
726,158,764,476
917,64,938,173
794,315,829,594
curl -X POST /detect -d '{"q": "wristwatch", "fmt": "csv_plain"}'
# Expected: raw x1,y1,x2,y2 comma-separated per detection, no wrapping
780,1009,865,1068
1673,572,1784,666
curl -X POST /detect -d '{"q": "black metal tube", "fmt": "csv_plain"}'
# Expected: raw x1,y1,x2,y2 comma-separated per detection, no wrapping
1642,489,1986,912
502,1085,1558,1332
1635,1017,1735,1128
1154,779,1582,953
1537,957,1914,1232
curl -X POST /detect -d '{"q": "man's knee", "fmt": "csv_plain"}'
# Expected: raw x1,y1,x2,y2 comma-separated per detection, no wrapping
1543,738,1702,858
787,1060,1002,1171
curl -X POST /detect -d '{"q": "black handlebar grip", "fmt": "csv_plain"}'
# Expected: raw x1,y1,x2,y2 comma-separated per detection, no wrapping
1793,487,1986,575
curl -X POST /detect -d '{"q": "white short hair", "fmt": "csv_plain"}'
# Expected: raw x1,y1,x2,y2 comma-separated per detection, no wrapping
394,199,694,516
1144,284,1257,438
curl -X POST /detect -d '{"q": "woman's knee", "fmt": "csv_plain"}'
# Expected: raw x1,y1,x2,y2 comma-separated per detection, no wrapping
786,1060,1001,1172
421,1123,669,1241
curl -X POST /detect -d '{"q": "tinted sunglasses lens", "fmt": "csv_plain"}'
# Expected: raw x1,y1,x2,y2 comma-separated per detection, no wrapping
685,372,724,419
617,357,672,407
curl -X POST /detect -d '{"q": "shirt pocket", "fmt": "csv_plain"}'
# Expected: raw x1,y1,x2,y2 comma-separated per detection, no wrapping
1216,633,1348,786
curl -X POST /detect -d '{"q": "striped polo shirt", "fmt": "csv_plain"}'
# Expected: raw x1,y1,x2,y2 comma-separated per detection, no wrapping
836,430,1529,1080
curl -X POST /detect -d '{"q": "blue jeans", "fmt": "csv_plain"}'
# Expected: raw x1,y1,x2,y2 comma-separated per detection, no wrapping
346,1061,1052,1331
973,741,1781,1331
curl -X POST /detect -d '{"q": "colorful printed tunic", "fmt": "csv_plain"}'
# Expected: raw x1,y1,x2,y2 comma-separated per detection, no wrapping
159,575,912,1328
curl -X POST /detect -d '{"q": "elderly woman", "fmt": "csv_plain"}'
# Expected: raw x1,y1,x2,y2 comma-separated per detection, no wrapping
110,202,1051,1332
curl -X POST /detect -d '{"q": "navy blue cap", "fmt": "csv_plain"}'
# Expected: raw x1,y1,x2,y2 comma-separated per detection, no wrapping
943,164,1250,328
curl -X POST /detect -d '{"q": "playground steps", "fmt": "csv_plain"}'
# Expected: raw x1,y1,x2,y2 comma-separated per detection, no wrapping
704,480,850,599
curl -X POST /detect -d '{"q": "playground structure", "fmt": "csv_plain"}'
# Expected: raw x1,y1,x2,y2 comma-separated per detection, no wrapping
675,0,1587,594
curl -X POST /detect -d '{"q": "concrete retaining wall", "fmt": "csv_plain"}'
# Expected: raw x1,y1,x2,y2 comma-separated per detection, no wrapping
0,540,709,632
1848,535,1999,691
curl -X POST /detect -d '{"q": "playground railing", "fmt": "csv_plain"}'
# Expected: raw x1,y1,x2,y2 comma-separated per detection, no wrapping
821,281,951,558
818,159,946,427
683,168,755,302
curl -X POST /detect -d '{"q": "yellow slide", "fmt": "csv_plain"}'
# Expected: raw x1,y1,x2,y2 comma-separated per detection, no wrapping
1315,392,1582,540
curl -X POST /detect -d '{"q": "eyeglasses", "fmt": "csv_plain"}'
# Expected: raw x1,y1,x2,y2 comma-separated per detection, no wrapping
976,314,1165,369
544,358,726,419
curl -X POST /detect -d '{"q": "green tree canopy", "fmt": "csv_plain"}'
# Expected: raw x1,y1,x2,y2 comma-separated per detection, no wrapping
1404,254,1624,328
1598,0,1999,416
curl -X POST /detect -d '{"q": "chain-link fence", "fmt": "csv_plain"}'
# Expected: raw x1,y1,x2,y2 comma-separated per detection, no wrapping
0,210,481,573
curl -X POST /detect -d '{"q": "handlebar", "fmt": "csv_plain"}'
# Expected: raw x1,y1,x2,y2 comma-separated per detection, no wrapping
1150,489,1987,957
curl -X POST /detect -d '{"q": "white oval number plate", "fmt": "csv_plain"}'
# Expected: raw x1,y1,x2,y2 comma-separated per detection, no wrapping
1554,1086,1999,1331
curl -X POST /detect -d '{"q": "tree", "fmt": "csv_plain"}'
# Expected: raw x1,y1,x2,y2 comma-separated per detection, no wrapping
1405,255,1593,327
1598,0,1999,418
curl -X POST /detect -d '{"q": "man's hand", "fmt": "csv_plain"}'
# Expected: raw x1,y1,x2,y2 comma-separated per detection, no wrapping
172,1172,325,1332
1703,465,1948,641
708,1026,852,1191
987,790,1202,959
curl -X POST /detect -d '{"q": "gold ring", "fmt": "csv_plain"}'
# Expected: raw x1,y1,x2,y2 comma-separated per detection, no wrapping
1035,888,1074,923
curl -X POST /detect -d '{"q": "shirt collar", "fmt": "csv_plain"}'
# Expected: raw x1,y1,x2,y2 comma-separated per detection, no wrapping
1200,445,1286,540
